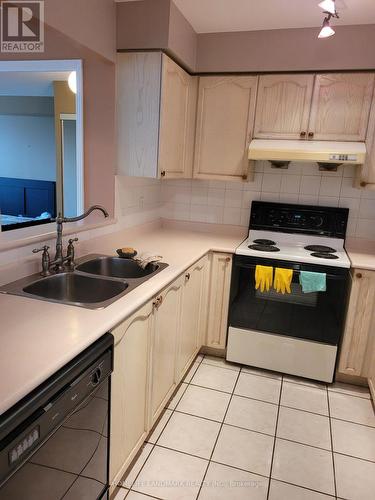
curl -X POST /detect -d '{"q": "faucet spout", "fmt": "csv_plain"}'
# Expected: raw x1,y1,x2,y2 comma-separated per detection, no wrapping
55,204,109,224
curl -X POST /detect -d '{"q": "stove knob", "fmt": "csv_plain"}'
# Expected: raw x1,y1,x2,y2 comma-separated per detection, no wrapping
91,368,102,386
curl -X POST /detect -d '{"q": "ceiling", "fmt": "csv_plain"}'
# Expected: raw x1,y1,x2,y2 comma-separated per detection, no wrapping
0,72,70,96
169,0,375,33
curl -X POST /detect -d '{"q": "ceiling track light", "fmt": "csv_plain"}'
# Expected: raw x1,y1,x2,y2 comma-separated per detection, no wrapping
318,0,339,39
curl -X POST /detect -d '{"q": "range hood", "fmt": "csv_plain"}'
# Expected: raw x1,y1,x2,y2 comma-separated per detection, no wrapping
248,139,366,166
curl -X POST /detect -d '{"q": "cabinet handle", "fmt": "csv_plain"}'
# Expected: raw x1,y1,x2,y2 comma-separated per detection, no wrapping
308,132,314,139
300,131,306,139
185,273,190,281
356,273,363,279
160,170,166,178
225,257,231,263
242,174,248,181
157,295,163,306
360,181,368,187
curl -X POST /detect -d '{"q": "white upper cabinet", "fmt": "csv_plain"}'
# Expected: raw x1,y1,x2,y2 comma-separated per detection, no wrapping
308,73,375,141
117,52,197,179
159,54,198,179
254,74,314,140
193,76,258,182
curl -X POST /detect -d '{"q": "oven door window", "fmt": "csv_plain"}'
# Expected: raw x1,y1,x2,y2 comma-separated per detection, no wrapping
0,382,109,500
229,260,349,345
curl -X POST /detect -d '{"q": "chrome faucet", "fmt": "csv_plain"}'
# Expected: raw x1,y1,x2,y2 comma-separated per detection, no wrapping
33,205,109,276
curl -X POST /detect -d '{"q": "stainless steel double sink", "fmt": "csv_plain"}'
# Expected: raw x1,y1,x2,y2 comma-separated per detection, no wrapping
0,255,168,309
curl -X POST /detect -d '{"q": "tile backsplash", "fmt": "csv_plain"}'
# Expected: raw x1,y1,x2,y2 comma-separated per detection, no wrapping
158,162,375,240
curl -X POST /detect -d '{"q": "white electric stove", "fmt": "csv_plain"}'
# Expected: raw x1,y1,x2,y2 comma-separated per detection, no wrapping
227,201,351,383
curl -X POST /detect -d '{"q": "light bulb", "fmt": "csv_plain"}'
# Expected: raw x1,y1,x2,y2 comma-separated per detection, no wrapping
318,17,335,38
318,0,336,16
68,71,77,94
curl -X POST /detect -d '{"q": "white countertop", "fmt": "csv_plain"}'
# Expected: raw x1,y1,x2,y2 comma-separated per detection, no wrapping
346,237,375,271
0,222,245,415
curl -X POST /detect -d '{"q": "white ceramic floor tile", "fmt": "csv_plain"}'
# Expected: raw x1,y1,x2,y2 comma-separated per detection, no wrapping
328,391,375,427
328,382,370,399
272,439,335,496
335,453,375,500
241,366,282,380
167,383,188,410
212,424,274,476
277,407,331,450
191,364,238,393
283,375,326,389
234,373,281,404
133,446,207,500
199,462,268,500
123,443,154,488
176,385,231,422
202,355,241,372
331,418,375,462
114,488,129,500
147,409,172,444
268,480,333,500
158,412,221,459
225,395,278,435
281,382,329,416
183,362,201,383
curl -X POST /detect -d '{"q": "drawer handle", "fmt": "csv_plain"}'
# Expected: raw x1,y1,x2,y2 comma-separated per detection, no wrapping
308,131,314,139
356,273,363,279
300,131,306,138
225,257,231,263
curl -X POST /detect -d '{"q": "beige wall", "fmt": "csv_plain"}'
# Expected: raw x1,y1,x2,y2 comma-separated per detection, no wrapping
196,24,375,73
0,0,116,217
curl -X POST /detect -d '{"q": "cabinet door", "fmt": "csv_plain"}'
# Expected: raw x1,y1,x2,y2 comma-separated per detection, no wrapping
254,74,314,140
110,301,153,487
178,256,208,379
158,54,198,179
308,73,375,141
338,270,375,377
206,253,232,349
359,94,375,188
150,276,183,424
117,52,162,177
193,76,258,182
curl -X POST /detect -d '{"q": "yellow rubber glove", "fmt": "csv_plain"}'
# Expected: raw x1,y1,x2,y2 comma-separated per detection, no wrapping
255,265,273,293
274,268,293,294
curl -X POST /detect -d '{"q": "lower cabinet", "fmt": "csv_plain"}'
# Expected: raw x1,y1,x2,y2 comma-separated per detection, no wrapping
206,253,233,349
109,252,231,487
338,269,375,378
177,255,209,380
150,276,184,425
110,301,153,488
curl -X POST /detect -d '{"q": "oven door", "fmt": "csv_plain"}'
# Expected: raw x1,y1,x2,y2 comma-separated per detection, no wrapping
229,255,350,346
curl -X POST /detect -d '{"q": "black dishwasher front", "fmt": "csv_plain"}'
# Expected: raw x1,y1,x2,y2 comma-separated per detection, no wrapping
0,333,113,500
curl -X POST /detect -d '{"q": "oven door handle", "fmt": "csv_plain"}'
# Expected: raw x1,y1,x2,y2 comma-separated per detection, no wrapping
234,262,347,280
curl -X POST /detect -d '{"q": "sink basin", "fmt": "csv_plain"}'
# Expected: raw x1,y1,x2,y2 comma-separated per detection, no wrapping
77,256,164,279
22,273,129,308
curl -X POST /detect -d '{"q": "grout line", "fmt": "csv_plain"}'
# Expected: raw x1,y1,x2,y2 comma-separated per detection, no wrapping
329,415,375,430
327,385,338,499
195,368,242,499
266,373,283,500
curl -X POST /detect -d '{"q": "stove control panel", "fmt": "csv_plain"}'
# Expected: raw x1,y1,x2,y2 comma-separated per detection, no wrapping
250,201,349,238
